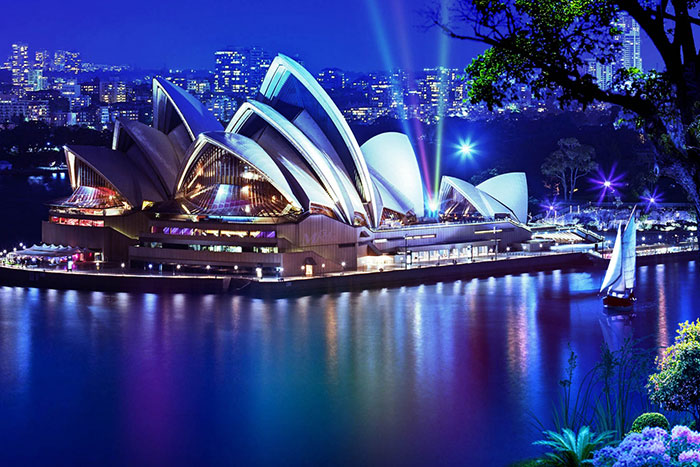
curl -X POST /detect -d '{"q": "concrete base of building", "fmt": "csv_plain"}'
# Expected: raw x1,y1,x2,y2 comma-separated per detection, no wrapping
0,250,696,297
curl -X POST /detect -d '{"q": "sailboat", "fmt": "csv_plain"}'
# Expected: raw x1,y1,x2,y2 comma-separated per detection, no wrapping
600,207,637,309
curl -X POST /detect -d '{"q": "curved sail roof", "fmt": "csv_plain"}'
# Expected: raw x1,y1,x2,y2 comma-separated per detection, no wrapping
228,100,364,224
64,145,165,208
476,172,528,223
176,131,301,211
371,173,413,218
113,119,181,198
438,176,512,219
257,54,378,225
153,77,222,142
361,132,425,217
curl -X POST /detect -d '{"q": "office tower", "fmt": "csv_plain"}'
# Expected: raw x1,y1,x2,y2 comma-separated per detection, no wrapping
35,49,50,70
11,43,30,89
247,47,272,96
586,13,643,90
214,47,271,97
64,51,81,74
618,13,642,71
214,48,247,95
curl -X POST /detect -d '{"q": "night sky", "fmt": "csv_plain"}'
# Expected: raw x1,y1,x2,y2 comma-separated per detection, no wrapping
2,0,664,72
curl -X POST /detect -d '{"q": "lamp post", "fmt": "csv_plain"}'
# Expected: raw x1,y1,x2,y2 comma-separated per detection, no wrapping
493,226,498,261
404,235,408,270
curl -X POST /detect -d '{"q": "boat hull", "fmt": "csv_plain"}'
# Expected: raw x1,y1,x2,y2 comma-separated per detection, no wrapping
603,294,635,310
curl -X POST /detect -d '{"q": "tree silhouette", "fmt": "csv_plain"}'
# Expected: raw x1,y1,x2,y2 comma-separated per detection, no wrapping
542,138,598,200
427,0,700,213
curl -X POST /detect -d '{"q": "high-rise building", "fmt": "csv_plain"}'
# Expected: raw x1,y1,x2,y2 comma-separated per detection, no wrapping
27,69,47,91
618,13,642,71
99,80,131,104
420,67,451,121
585,13,642,90
214,48,248,95
214,47,271,97
11,43,30,90
52,50,67,71
64,51,81,74
247,47,272,96
80,77,100,103
34,50,50,70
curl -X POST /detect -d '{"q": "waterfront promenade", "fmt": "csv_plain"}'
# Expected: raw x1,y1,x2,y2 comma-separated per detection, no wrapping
0,243,697,297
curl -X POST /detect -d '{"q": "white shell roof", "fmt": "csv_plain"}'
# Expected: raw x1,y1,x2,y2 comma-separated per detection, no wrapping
258,54,378,226
476,172,528,223
176,131,302,211
371,173,413,218
64,145,166,207
361,132,425,218
113,119,181,198
153,77,222,141
438,176,513,220
228,100,364,224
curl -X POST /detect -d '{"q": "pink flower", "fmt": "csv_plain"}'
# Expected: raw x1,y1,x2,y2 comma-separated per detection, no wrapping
678,449,700,463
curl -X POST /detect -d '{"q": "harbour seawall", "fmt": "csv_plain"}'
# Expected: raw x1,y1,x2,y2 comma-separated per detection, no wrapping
0,249,696,297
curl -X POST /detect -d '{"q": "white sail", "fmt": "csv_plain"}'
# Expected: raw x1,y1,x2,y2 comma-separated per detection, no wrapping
622,208,637,291
600,224,624,293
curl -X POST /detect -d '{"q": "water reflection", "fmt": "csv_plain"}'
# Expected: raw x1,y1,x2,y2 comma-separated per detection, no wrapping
599,311,636,352
0,261,697,465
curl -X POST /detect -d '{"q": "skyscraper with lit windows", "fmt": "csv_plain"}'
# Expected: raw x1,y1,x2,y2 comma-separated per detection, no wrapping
11,43,30,90
214,47,272,97
214,48,248,95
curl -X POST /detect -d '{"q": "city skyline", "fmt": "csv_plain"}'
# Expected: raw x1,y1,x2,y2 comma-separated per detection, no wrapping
0,0,667,73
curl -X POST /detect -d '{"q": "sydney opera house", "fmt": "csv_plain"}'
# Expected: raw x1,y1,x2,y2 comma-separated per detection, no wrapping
43,54,531,277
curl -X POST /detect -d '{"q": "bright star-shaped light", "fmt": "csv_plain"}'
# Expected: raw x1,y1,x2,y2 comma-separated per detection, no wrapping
589,164,626,204
455,138,477,159
641,187,663,212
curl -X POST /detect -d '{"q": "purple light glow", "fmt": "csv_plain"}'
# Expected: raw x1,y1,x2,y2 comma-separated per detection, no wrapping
589,164,625,204
641,187,663,211
540,198,562,217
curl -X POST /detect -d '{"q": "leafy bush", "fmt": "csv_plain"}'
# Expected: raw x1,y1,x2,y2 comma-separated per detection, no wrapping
592,425,700,466
630,413,670,434
534,426,613,466
648,320,700,426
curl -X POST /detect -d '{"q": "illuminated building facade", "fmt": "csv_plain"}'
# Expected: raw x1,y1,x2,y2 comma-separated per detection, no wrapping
214,47,272,98
43,54,532,276
11,43,30,91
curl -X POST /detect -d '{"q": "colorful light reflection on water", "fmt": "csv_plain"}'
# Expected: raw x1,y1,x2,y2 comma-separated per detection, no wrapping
0,261,697,465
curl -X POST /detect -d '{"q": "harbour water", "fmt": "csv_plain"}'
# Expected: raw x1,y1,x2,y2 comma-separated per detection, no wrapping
0,261,698,465
0,174,698,465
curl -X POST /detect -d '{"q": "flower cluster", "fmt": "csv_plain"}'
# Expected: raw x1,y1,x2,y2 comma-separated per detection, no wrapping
592,426,700,466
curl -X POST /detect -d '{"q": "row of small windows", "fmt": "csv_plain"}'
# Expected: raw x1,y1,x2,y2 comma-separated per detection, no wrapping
150,225,276,238
50,216,105,227
142,242,278,254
